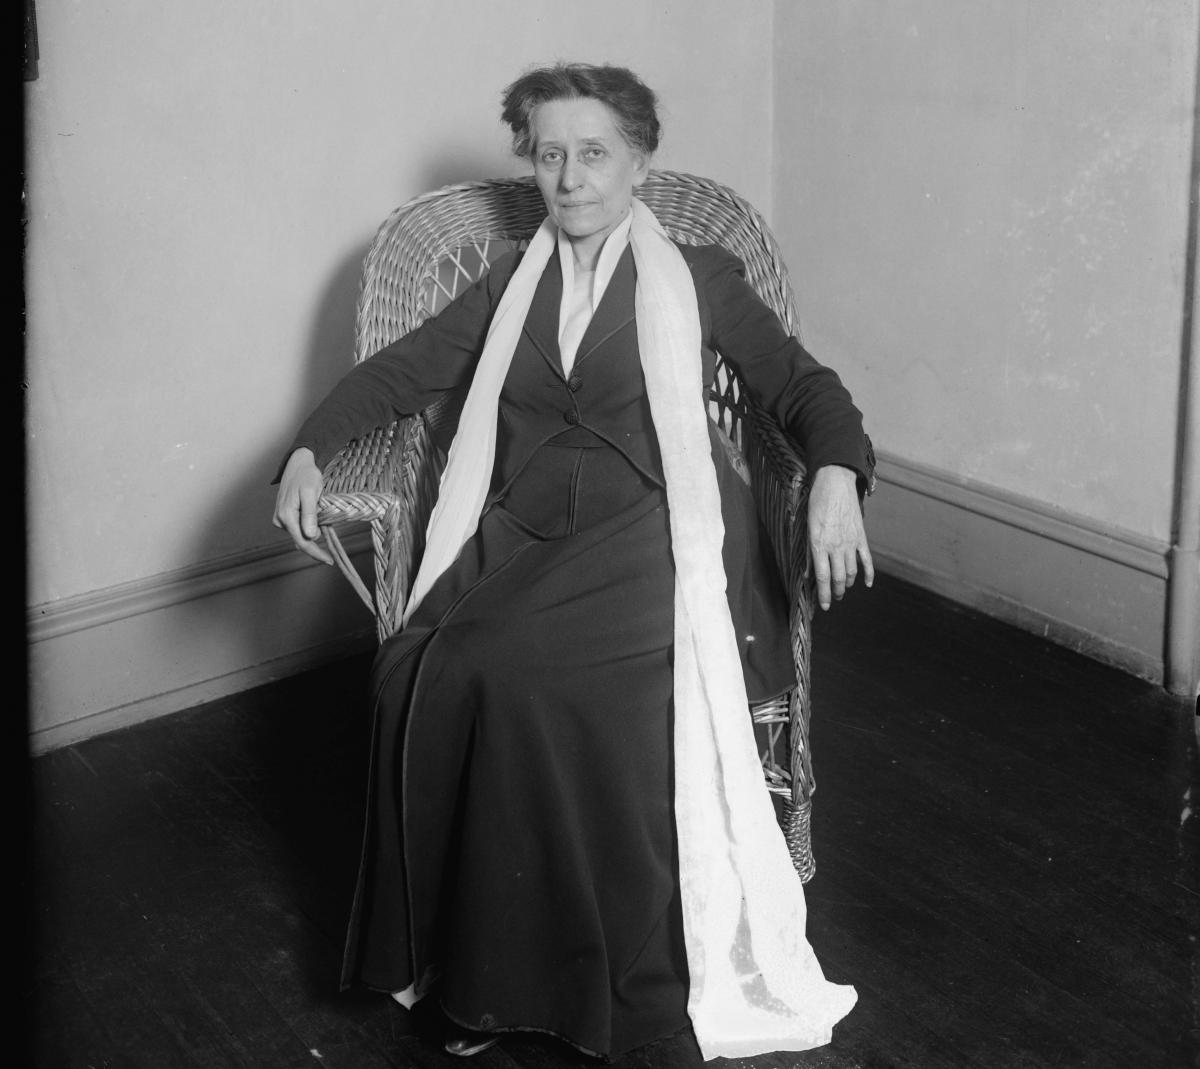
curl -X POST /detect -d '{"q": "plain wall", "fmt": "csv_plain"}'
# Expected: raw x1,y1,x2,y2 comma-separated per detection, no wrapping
773,0,1195,544
26,0,774,607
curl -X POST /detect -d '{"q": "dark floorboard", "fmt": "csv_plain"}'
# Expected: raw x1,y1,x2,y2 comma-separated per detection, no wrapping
27,573,1200,1069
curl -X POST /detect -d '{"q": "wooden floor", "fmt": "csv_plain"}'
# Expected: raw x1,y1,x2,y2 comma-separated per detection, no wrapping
28,574,1200,1069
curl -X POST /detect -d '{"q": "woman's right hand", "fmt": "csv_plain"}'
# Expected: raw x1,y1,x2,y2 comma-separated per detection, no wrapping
272,447,334,565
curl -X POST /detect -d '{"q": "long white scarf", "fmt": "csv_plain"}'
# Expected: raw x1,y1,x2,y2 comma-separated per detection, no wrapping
403,199,856,1059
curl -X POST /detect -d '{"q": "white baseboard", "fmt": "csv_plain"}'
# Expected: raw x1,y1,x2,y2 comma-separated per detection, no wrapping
27,533,378,754
868,449,1170,684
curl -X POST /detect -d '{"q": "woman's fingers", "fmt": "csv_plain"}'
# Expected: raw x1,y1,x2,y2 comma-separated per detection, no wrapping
841,547,857,590
274,493,333,564
808,464,874,610
298,481,322,541
813,542,873,610
812,546,850,610
272,448,334,565
859,540,876,590
829,551,847,603
297,535,334,566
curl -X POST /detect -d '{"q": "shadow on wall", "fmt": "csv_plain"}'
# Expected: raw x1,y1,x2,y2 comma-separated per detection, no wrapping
180,240,375,677
422,150,525,193
182,151,507,678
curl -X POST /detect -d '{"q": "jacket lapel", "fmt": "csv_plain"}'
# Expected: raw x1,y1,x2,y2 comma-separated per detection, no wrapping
518,244,638,377
520,254,565,376
573,246,636,371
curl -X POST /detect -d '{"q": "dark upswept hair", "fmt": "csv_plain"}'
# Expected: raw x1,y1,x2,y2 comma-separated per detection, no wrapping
500,62,661,158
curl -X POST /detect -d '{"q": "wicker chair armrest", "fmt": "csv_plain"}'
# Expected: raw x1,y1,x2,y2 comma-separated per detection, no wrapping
742,404,812,601
317,415,441,641
744,417,878,604
741,405,817,824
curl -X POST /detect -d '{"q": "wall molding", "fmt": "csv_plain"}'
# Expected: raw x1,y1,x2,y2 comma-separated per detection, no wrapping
28,529,374,644
869,449,1171,684
28,530,377,754
876,450,1169,578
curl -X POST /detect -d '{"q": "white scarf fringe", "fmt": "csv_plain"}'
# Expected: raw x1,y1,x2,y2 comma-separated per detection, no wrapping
403,199,856,1059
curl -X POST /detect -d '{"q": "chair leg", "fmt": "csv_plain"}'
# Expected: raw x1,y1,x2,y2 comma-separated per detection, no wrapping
781,797,816,883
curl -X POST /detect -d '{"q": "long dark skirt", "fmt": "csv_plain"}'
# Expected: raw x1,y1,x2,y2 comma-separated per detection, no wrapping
341,491,694,1056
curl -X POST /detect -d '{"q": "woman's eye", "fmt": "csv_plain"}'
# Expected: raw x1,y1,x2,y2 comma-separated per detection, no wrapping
584,147,606,159
541,150,563,165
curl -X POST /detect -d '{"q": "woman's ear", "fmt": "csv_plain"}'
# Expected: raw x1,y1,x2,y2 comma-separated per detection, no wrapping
632,153,650,188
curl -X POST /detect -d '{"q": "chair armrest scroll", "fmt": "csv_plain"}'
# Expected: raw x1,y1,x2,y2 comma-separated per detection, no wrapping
317,415,441,642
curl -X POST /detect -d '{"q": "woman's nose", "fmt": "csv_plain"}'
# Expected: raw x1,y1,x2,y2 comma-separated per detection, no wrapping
560,158,582,190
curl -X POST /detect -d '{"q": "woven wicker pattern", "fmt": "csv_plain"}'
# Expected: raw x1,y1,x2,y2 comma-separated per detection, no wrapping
318,171,821,881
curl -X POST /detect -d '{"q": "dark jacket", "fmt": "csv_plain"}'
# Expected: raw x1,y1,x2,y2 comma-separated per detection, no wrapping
285,242,869,696
286,242,870,491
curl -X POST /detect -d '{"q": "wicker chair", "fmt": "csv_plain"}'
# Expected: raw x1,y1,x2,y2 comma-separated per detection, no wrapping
316,170,864,882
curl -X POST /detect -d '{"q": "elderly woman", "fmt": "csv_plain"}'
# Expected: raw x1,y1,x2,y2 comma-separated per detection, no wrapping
274,63,871,1061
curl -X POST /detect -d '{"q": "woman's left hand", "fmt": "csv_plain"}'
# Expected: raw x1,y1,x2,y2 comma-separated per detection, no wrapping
807,464,874,611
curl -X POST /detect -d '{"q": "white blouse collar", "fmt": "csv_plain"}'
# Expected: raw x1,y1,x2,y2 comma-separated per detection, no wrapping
555,208,634,334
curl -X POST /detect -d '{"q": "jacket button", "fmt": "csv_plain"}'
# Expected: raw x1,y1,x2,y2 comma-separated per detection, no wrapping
567,375,582,392
563,409,580,425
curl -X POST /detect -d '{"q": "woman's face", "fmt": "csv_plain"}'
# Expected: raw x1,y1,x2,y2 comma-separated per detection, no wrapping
529,96,649,264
